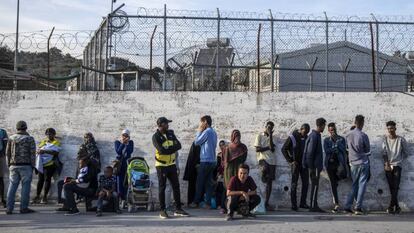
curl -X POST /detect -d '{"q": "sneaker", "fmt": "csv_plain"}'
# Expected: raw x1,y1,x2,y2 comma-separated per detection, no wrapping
96,210,102,217
343,208,354,214
31,196,41,204
65,208,80,216
246,213,256,218
189,203,198,208
40,197,48,204
354,208,364,215
159,210,169,219
5,209,12,215
56,207,70,212
299,203,310,209
174,209,190,217
309,207,325,213
225,213,233,221
395,206,401,214
20,208,36,214
386,207,394,214
332,205,340,213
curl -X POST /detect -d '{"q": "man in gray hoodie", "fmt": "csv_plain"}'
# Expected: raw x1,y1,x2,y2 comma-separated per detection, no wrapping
344,115,371,215
5,121,36,215
382,121,408,214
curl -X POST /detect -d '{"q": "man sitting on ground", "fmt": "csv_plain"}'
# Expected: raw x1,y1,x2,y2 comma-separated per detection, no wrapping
61,158,97,215
96,166,121,216
226,163,261,221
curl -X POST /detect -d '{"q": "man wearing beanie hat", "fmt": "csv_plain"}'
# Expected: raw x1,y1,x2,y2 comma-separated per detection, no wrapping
5,121,36,214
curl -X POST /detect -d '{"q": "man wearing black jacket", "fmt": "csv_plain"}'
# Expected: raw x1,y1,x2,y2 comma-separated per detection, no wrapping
281,123,310,211
152,117,189,219
303,118,326,213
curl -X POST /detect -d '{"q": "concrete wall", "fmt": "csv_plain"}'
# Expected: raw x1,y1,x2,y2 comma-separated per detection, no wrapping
0,91,413,211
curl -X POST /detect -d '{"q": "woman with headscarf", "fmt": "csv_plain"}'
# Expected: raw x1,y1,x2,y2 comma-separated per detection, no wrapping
77,132,101,173
223,130,248,187
114,129,134,208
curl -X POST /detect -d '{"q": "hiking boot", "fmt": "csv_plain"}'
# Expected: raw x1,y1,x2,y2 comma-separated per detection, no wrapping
225,213,233,221
331,205,340,214
31,196,41,204
20,208,36,214
353,208,364,215
40,197,48,204
159,210,169,219
299,203,310,209
65,208,80,216
174,209,190,217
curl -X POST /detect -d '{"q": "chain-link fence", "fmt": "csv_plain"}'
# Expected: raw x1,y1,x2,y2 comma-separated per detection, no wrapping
81,6,414,92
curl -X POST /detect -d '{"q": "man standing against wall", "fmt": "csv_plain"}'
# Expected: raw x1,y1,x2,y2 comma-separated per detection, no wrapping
190,115,218,209
281,123,310,211
382,121,408,214
5,121,36,214
303,118,326,213
344,115,371,215
152,117,189,219
324,122,348,213
254,121,277,211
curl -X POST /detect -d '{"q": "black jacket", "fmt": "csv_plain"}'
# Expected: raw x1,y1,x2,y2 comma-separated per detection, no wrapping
281,130,307,164
183,142,201,181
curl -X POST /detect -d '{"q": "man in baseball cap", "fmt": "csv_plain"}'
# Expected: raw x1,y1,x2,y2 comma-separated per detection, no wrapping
152,117,189,219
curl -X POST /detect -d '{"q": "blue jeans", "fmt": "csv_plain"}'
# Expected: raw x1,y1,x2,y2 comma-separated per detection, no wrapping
7,165,33,211
345,163,370,210
194,162,216,206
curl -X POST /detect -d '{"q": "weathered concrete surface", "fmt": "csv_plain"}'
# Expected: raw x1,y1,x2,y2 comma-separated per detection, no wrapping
0,91,413,211
1,206,414,233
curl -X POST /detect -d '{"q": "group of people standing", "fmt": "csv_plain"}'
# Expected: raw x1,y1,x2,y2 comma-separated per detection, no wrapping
0,114,409,220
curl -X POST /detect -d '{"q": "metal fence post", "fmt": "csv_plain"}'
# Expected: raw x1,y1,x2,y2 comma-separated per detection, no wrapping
338,58,351,92
269,9,275,92
163,4,167,91
257,23,262,93
324,12,329,92
306,57,318,92
369,22,377,92
150,25,158,91
216,8,221,90
104,16,110,91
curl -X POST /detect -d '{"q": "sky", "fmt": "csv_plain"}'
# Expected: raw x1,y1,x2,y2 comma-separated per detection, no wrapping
1,0,414,33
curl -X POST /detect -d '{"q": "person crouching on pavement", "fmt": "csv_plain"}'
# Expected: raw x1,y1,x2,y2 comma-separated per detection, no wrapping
225,163,260,221
96,166,122,216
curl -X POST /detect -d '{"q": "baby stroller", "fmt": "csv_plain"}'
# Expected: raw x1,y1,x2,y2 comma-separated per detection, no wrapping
126,157,154,212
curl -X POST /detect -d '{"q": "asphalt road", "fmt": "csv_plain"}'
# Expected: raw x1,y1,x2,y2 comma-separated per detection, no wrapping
1,205,414,233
